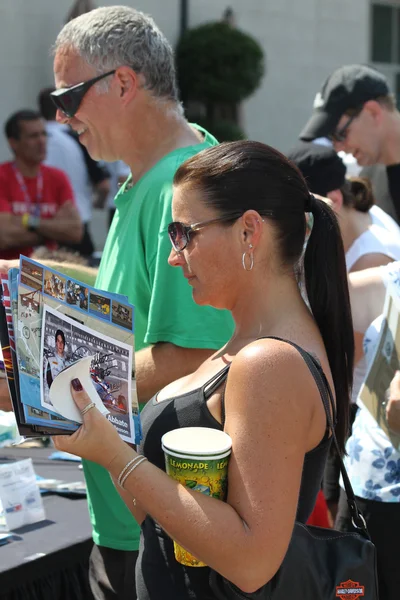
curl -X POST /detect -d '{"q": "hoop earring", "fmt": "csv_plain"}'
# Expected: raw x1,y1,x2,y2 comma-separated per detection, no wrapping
242,244,254,271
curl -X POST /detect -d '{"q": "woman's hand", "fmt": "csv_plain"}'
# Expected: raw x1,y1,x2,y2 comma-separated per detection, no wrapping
52,378,127,470
386,371,400,435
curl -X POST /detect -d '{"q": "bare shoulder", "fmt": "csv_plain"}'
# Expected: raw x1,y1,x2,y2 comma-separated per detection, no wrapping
230,337,311,379
224,337,323,458
350,253,393,272
226,338,318,414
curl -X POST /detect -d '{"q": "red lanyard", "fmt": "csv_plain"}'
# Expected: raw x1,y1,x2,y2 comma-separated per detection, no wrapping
12,163,43,217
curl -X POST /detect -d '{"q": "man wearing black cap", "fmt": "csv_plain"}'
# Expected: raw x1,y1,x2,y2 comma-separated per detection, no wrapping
300,64,400,220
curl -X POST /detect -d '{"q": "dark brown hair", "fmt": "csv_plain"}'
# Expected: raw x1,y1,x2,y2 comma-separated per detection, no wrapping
345,94,396,116
5,110,42,140
341,176,374,213
174,140,354,453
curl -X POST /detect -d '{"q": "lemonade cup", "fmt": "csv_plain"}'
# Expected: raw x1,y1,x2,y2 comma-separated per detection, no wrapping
161,426,232,567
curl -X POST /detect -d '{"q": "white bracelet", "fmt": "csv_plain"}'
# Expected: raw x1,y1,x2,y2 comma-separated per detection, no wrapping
117,455,144,487
120,456,148,489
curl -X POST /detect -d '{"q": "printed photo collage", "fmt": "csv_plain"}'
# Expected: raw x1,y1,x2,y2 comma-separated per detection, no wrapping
21,258,134,333
0,257,140,445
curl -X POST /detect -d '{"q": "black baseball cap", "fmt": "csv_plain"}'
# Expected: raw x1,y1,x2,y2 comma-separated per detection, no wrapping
287,141,346,196
300,64,390,141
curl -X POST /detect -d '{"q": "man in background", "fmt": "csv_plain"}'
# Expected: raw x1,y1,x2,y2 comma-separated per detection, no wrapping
38,88,110,258
52,7,234,599
300,64,400,221
0,110,82,260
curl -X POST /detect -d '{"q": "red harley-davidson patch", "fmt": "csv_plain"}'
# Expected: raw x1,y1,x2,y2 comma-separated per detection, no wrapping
336,579,365,600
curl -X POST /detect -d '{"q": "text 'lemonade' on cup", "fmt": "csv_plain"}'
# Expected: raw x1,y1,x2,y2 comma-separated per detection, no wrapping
162,426,232,568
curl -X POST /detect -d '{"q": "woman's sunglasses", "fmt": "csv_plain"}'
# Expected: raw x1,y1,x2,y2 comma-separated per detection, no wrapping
168,214,242,253
50,70,116,118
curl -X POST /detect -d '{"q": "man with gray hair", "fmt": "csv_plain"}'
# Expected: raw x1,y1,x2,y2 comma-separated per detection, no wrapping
51,6,233,599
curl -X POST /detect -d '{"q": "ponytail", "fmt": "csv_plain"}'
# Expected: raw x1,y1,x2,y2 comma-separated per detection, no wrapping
304,197,354,454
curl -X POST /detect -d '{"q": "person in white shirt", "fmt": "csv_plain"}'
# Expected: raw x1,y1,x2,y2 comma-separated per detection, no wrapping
38,87,110,257
288,141,400,398
288,141,400,273
338,262,400,600
288,140,400,535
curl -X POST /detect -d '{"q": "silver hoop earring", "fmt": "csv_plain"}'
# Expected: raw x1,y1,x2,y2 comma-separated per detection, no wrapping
242,250,254,271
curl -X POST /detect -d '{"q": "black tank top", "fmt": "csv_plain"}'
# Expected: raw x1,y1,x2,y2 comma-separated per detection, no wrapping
136,341,334,600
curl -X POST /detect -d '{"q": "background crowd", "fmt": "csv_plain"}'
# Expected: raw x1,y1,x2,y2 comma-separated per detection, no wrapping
1,3,400,600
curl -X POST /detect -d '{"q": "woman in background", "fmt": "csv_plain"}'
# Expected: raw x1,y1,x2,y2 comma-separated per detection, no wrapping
337,262,400,600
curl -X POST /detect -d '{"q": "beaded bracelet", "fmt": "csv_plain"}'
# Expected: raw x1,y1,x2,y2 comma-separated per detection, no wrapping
117,455,144,488
120,456,148,489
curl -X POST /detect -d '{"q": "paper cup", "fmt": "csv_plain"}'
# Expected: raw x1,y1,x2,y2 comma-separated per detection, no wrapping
161,427,232,567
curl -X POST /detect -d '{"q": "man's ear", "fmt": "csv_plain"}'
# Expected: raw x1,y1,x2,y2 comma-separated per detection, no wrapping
326,189,343,212
363,99,384,125
115,67,138,104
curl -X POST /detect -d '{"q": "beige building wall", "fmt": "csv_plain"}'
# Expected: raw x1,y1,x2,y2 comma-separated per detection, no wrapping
0,0,372,247
0,0,370,160
189,0,370,152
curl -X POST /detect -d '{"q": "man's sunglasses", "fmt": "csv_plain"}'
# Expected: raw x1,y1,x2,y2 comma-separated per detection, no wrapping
50,70,116,118
330,108,363,143
168,214,242,253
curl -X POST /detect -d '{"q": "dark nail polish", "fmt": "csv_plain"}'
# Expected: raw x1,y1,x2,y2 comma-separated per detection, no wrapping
71,378,83,392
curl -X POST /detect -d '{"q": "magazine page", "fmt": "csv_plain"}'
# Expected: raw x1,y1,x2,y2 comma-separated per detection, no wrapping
41,304,134,443
359,283,400,449
17,259,77,431
16,256,140,443
0,278,28,434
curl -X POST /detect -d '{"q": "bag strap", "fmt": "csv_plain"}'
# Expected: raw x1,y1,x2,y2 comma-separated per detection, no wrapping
221,335,369,537
267,336,369,536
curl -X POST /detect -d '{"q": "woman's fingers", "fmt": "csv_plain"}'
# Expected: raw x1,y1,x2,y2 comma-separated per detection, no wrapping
70,378,97,416
50,377,125,468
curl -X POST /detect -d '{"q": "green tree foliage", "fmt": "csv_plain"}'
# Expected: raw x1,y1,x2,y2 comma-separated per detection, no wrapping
176,22,264,105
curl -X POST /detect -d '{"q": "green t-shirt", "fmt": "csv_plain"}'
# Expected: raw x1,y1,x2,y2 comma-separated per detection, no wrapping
83,126,234,550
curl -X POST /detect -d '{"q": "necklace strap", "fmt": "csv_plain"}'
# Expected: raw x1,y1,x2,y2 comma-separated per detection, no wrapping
12,163,43,216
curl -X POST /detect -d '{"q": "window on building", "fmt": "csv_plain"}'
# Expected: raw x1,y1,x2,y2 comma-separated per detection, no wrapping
371,1,400,105
372,4,392,62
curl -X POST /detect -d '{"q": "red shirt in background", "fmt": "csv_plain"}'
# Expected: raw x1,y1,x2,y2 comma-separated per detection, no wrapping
0,161,74,260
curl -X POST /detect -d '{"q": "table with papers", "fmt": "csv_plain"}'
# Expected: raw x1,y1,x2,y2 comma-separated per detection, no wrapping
0,446,93,600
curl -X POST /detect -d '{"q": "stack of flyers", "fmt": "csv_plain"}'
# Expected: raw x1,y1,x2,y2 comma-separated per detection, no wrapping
0,256,141,445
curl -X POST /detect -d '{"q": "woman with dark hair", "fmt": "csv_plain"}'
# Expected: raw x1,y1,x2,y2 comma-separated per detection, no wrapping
288,141,400,273
53,141,353,599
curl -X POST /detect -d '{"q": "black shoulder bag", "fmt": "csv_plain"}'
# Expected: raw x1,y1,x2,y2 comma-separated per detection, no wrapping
210,340,379,600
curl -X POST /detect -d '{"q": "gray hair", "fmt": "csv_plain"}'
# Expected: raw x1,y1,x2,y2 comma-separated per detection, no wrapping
54,6,179,104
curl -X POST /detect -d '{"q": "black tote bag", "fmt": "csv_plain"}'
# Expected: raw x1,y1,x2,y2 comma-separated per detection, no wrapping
210,340,379,600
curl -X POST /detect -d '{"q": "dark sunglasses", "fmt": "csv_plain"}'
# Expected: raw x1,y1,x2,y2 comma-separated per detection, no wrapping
330,108,362,143
50,70,116,118
168,214,242,252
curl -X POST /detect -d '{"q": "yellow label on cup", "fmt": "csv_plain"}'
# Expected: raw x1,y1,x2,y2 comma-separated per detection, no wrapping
162,427,232,567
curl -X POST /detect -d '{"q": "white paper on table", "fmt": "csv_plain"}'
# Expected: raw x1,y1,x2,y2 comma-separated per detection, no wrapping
0,458,45,532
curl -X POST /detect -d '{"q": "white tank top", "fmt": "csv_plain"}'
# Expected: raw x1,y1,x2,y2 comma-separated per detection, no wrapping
346,223,400,271
370,205,400,237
